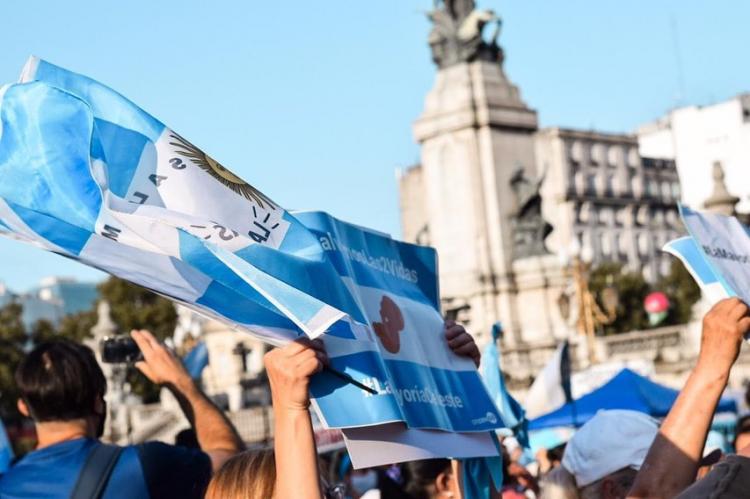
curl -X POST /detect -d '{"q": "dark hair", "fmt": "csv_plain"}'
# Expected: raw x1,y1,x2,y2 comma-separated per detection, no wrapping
16,340,106,422
547,442,567,463
404,459,451,499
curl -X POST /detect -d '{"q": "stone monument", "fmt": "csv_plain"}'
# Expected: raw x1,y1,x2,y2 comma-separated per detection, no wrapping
703,161,739,216
402,0,568,345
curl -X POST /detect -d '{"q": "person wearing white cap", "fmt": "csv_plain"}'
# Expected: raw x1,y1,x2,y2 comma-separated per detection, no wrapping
540,410,658,499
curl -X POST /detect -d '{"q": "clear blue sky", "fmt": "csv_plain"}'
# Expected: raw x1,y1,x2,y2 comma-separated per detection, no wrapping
0,1,748,291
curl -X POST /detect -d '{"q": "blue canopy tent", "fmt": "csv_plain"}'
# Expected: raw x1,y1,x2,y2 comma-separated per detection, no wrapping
529,368,737,430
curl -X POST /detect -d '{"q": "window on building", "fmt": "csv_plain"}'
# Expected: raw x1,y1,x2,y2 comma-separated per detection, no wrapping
665,209,677,227
671,182,681,199
638,233,650,256
600,233,611,256
630,175,643,198
653,209,664,226
627,148,640,168
661,181,671,200
606,175,615,196
618,231,630,255
578,202,591,223
587,174,596,195
607,146,619,167
570,141,583,165
574,171,584,195
591,143,603,165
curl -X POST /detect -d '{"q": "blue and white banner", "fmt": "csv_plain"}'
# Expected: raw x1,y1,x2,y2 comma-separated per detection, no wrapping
0,58,504,456
299,212,502,432
663,206,739,305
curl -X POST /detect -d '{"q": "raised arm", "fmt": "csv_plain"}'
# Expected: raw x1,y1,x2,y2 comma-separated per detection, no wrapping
131,329,245,472
264,338,327,499
628,298,750,498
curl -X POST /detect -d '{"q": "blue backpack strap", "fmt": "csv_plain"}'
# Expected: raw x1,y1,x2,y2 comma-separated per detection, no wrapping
70,442,124,499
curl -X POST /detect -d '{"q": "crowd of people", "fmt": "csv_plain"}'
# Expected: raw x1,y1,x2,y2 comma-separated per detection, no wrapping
1,298,750,498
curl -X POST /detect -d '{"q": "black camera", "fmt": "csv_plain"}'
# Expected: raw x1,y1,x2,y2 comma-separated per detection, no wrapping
101,336,143,364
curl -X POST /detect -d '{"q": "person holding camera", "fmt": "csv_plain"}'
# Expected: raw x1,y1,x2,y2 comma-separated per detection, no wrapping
0,330,244,499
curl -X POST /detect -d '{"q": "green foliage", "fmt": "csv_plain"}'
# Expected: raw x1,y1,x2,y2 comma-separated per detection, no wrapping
30,319,57,344
589,262,650,335
656,259,702,326
57,311,97,342
97,278,177,341
588,259,703,335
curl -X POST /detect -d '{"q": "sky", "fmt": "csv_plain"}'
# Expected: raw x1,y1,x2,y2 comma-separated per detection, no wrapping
0,1,748,291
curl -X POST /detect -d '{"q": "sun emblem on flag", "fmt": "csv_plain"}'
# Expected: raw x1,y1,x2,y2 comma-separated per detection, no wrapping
168,133,276,209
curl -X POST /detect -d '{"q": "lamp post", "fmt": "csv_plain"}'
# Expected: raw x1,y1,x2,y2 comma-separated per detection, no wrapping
558,241,619,365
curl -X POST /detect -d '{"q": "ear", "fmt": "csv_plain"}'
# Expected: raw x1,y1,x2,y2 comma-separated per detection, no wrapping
435,469,453,493
17,398,30,417
94,396,106,415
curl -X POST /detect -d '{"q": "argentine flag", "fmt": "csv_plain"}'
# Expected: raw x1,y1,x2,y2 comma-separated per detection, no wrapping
0,59,506,462
1,57,358,343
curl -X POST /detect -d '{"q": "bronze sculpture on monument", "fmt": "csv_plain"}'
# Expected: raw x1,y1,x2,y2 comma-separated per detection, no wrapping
401,0,569,349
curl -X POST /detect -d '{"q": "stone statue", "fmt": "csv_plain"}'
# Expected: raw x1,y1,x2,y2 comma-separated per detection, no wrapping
427,0,503,68
510,167,553,258
703,161,739,216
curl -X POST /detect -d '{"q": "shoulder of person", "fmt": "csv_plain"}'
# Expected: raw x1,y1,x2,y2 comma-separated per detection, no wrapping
676,454,750,499
135,441,213,499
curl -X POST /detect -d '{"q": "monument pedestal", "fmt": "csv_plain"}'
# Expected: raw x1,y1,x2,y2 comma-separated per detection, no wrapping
402,2,568,347
510,254,570,344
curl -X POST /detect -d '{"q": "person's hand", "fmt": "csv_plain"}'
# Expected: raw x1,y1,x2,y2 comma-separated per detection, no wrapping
131,329,192,390
264,338,328,412
445,320,480,368
697,298,750,375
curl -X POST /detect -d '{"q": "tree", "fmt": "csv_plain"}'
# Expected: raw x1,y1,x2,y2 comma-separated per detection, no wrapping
54,311,96,343
589,262,650,335
656,259,702,326
97,278,177,341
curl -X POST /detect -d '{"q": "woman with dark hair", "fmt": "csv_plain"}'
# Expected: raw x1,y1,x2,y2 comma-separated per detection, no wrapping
404,459,460,499
206,321,482,498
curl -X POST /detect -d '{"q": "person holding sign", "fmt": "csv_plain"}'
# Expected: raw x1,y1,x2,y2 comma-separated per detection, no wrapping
206,321,482,499
629,298,750,498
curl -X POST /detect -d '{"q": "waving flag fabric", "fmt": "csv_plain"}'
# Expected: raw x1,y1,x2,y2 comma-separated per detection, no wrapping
0,58,504,462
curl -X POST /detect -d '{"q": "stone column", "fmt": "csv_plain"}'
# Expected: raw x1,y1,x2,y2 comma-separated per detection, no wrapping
412,61,540,345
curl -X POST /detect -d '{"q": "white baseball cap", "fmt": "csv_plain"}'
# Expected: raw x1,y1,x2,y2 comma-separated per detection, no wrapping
562,410,659,487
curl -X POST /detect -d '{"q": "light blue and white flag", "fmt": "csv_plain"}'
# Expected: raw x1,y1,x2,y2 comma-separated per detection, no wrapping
0,58,505,465
662,206,739,305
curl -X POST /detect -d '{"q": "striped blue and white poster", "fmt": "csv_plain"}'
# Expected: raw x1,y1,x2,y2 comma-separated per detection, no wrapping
0,58,504,463
663,206,740,305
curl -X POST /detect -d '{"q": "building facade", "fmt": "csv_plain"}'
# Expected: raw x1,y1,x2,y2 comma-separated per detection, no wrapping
637,94,750,213
536,128,683,282
399,2,685,345
0,277,98,328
